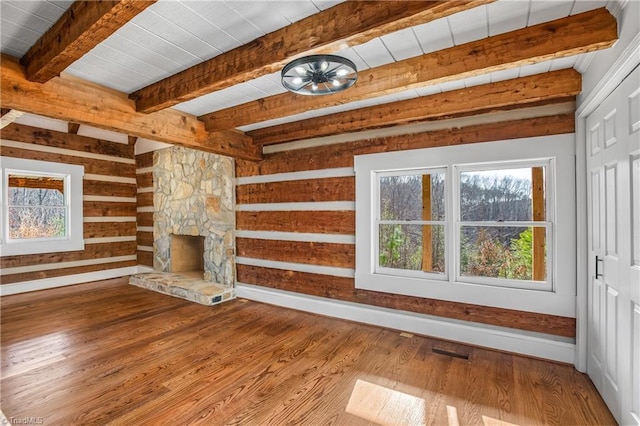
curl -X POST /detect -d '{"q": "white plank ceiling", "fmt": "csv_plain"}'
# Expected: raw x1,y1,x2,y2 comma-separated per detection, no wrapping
0,0,614,133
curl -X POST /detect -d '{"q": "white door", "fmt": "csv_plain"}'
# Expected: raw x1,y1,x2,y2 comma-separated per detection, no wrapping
586,64,640,425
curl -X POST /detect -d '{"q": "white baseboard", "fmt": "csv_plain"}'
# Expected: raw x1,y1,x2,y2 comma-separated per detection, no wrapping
0,265,153,296
236,283,576,364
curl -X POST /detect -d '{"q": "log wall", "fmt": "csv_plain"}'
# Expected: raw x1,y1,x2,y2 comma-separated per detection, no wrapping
135,151,154,267
0,123,137,284
236,114,577,338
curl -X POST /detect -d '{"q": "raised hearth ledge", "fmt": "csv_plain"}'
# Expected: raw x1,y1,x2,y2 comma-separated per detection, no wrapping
130,272,235,306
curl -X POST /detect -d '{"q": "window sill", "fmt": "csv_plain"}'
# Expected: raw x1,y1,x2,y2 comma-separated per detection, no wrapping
355,271,575,317
1,238,85,257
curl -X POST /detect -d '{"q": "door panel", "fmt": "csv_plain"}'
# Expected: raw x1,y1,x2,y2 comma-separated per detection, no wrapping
604,109,618,148
591,170,602,251
630,88,640,133
604,164,617,257
605,285,618,388
591,122,602,156
590,276,603,374
632,155,640,271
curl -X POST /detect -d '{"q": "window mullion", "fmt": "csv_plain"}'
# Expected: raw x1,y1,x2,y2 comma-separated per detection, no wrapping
457,221,552,227
448,165,456,284
378,220,446,225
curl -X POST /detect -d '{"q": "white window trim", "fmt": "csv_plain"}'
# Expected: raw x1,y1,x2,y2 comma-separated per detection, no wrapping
355,134,576,317
1,157,84,256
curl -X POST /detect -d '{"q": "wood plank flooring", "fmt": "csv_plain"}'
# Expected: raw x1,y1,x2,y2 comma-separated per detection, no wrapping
1,278,614,425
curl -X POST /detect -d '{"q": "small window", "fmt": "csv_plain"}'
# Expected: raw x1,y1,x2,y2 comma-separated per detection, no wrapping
7,174,67,240
376,169,447,278
1,157,84,256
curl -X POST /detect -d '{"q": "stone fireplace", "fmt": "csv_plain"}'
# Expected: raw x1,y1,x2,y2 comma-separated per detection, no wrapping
130,146,235,305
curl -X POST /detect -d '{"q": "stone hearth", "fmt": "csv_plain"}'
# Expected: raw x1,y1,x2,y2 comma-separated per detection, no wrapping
130,272,234,305
130,146,235,306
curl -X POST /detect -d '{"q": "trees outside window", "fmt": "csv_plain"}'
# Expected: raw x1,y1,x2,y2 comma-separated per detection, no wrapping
456,164,550,288
377,170,446,276
373,162,551,290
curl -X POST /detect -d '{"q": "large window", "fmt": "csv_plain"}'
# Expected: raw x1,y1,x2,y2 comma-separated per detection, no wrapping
355,135,576,316
1,157,84,256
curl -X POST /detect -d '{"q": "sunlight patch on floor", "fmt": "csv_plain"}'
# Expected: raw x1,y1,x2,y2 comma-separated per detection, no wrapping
447,405,520,426
346,379,426,425
447,405,460,426
2,331,70,380
345,380,522,426
482,415,520,426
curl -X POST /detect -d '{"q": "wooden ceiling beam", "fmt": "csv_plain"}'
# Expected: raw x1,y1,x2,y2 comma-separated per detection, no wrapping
21,0,156,83
201,8,617,132
250,69,582,145
130,0,495,114
0,55,261,161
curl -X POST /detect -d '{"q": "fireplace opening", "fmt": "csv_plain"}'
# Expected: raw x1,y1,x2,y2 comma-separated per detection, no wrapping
171,234,205,280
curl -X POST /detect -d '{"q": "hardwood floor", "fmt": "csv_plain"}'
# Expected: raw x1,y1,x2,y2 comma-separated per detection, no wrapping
1,278,614,425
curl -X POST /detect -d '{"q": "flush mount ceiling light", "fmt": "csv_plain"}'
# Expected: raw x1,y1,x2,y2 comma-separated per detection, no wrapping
281,54,358,96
